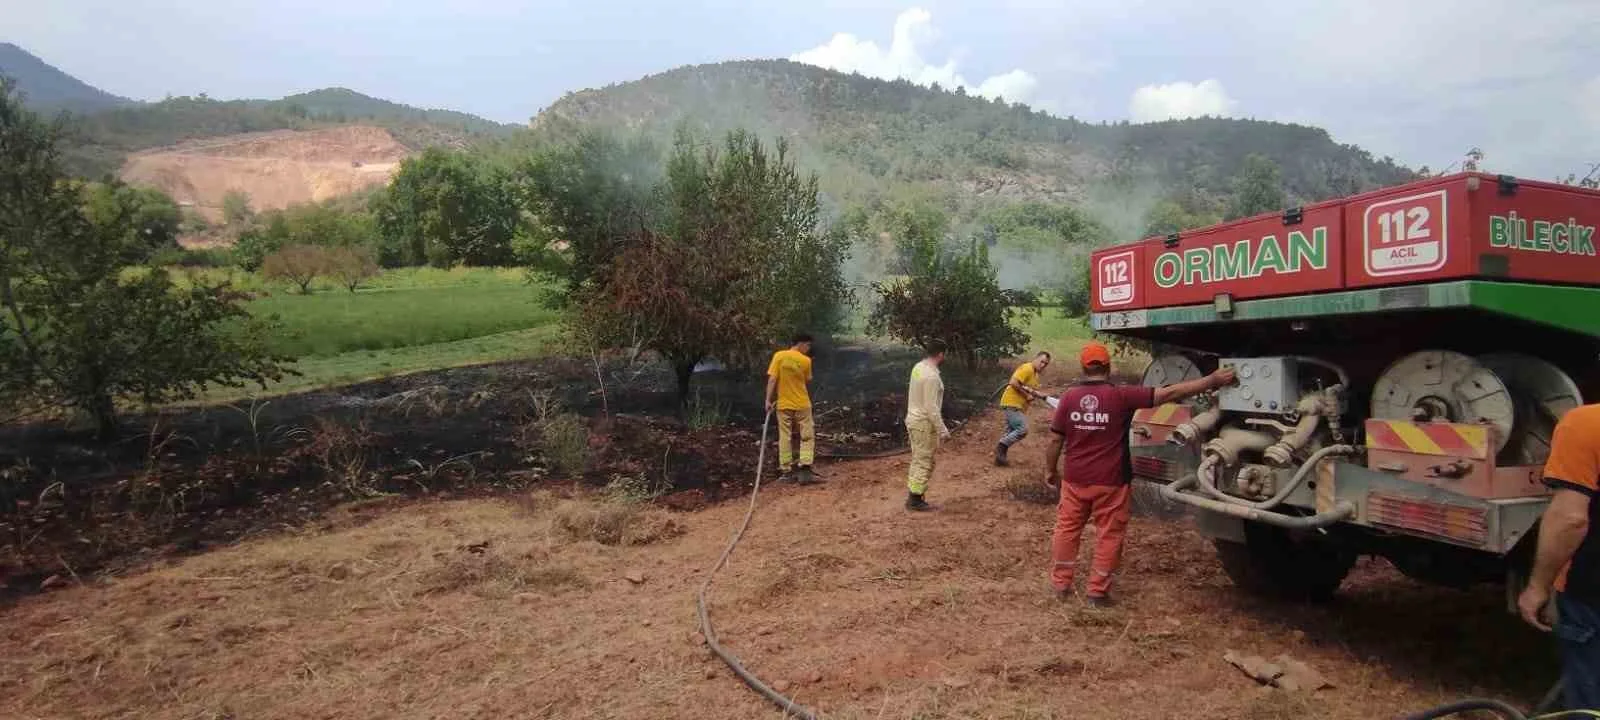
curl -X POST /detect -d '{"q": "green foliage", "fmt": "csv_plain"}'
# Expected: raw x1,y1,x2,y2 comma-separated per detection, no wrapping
514,130,664,296
1226,154,1289,220
222,190,253,226
149,246,233,268
1145,193,1224,237
0,80,285,436
234,199,378,271
868,205,1037,366
373,148,520,267
561,128,852,401
79,181,181,262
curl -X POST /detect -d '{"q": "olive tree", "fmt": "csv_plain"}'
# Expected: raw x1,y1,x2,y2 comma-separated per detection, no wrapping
0,80,285,438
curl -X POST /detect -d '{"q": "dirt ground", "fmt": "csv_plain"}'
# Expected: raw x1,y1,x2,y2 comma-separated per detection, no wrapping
119,126,408,223
0,394,1562,719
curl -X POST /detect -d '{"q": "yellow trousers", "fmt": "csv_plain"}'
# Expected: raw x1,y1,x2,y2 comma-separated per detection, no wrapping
906,419,939,495
777,408,815,471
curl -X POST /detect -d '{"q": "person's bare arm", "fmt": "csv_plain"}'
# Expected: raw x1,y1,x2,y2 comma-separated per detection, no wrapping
764,375,778,414
1043,433,1065,487
1152,368,1235,406
1009,376,1045,400
1518,488,1592,630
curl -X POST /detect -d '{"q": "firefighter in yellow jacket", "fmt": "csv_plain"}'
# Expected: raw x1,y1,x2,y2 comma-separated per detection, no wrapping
765,333,818,484
905,341,950,511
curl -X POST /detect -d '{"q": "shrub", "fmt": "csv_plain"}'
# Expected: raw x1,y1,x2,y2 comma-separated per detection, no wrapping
149,246,234,268
260,244,328,294
537,412,589,478
870,231,1037,367
324,244,380,292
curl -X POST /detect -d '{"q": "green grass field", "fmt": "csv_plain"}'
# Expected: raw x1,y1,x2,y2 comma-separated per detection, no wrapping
191,267,562,402
1022,309,1148,377
186,266,1128,404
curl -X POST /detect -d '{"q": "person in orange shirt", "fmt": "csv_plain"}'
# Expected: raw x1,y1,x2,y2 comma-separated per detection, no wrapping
765,334,818,484
1518,403,1600,711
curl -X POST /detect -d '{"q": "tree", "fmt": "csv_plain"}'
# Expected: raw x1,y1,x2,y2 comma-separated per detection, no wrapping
234,200,376,270
564,129,851,403
373,148,519,267
1226,154,1288,220
222,190,253,226
261,244,327,294
80,181,182,262
325,244,379,292
869,206,1037,366
0,80,285,438
515,130,663,298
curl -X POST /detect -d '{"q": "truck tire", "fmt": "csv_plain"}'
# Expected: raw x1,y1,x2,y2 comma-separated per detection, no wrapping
1212,523,1356,603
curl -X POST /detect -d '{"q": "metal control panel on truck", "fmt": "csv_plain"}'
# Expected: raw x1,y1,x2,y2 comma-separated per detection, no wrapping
1089,172,1600,602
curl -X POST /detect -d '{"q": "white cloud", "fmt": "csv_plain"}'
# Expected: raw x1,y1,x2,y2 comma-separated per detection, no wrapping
790,7,1040,104
1128,79,1235,122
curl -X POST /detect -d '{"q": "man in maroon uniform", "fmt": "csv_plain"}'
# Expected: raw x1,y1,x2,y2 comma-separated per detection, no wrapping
1044,342,1234,606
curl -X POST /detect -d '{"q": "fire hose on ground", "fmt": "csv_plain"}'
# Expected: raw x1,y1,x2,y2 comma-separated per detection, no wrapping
695,384,1012,717
698,397,1593,719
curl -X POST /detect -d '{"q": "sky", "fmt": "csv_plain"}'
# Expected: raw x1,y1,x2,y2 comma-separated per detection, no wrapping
7,0,1598,179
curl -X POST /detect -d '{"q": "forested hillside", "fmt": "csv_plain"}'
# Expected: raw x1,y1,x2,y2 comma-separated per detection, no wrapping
0,44,520,179
534,60,1417,220
0,43,133,114
59,92,517,178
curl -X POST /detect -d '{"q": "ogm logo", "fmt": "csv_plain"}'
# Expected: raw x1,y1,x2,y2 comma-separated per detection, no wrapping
1069,393,1111,424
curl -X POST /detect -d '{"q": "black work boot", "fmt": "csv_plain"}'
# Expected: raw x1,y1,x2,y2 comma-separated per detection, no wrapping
1085,594,1114,609
795,465,821,485
905,492,931,512
994,443,1010,467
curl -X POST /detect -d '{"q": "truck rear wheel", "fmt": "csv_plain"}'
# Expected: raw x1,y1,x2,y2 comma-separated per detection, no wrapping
1212,523,1355,602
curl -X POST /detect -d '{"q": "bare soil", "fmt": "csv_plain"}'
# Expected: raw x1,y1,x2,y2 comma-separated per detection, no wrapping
0,353,1559,719
119,126,408,223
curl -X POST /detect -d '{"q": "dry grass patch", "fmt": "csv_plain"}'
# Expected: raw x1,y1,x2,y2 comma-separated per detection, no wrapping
1003,474,1058,505
416,551,587,599
549,497,682,546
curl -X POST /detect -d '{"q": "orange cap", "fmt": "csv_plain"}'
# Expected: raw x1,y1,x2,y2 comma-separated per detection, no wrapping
1080,342,1111,368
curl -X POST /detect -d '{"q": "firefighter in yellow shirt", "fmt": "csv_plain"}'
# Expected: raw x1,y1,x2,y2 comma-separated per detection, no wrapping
995,351,1051,466
765,333,818,484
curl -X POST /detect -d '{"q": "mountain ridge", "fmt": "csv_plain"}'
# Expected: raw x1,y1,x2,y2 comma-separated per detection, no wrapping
0,42,134,114
533,59,1418,230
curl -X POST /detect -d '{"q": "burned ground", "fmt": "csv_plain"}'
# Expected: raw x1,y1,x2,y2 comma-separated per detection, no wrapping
0,401,1560,720
0,345,1006,600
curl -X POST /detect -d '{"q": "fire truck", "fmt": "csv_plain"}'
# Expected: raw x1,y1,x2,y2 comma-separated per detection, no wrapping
1088,172,1600,603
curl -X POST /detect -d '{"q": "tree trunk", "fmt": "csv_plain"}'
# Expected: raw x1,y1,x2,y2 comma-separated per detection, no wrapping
674,361,694,410
89,391,119,441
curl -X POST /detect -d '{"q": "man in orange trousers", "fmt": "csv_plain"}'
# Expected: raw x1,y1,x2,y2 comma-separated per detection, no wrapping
1043,343,1233,606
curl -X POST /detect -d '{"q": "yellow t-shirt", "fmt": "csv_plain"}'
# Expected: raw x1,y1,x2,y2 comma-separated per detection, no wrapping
999,362,1040,409
767,349,813,411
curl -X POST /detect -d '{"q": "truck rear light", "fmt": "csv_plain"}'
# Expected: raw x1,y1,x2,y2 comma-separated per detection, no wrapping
1368,492,1488,547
